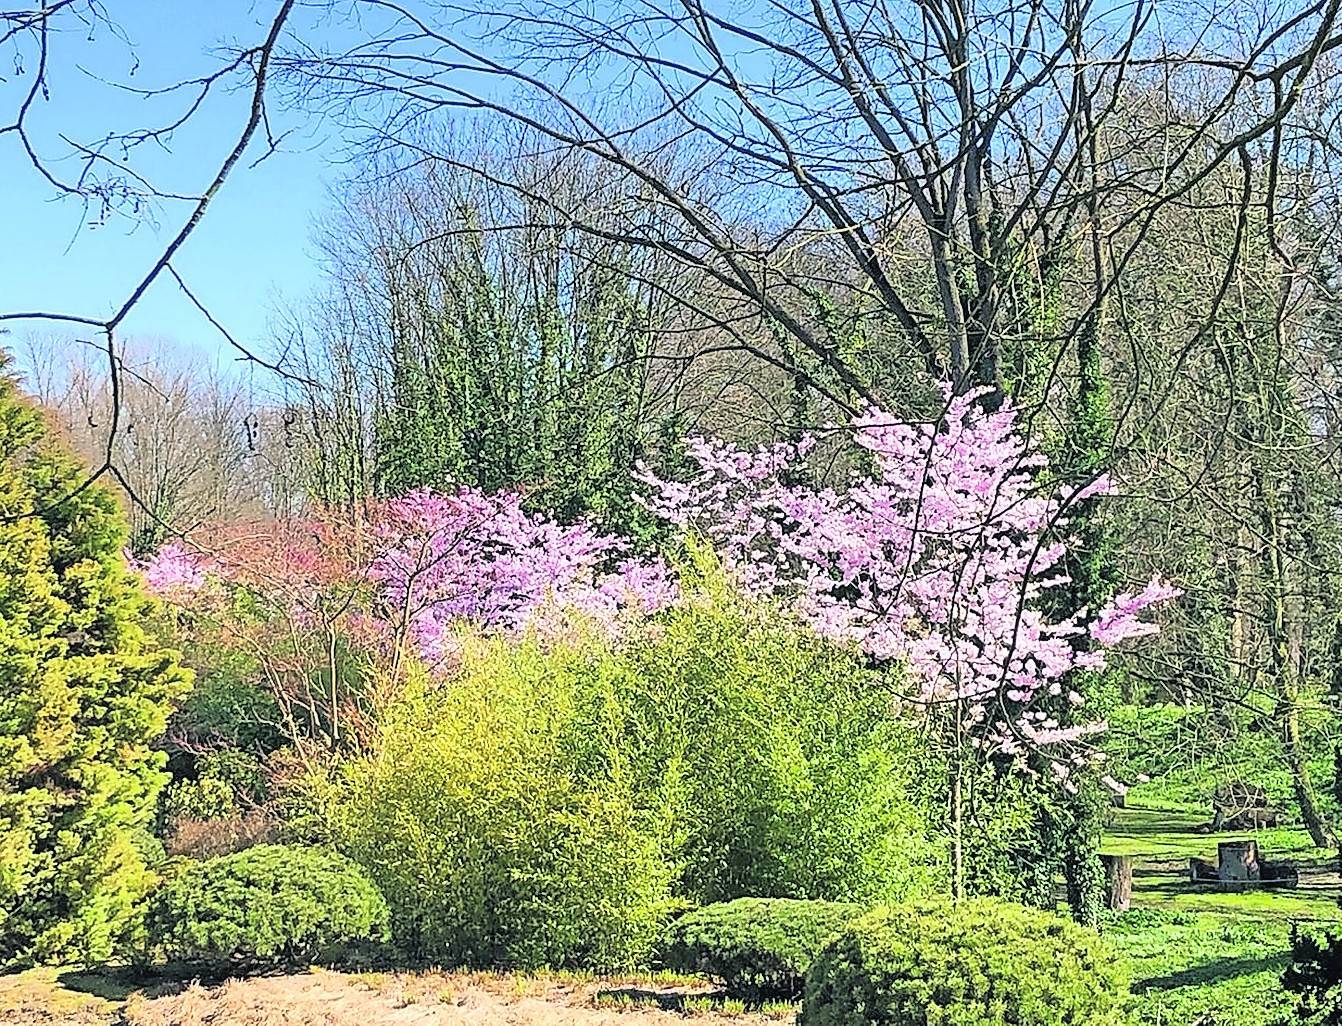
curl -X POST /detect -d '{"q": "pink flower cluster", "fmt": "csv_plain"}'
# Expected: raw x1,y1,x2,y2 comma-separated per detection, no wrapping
638,387,1180,757
369,488,674,662
131,541,207,596
136,488,675,667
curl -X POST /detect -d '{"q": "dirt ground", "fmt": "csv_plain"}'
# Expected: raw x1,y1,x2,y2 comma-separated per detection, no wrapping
0,967,793,1026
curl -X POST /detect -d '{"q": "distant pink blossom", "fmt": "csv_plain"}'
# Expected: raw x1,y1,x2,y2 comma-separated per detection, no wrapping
137,489,679,666
367,488,675,660
132,542,206,597
1090,577,1184,646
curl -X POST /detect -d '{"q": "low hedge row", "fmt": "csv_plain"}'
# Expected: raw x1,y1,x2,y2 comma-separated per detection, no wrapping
130,846,1131,1026
661,896,1129,1024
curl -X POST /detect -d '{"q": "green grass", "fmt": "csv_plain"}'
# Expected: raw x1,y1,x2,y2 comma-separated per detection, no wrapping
1103,805,1323,861
1104,801,1342,1026
1111,910,1299,1026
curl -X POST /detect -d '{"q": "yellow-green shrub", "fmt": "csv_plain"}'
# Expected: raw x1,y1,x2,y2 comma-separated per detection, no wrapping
323,634,678,970
319,563,938,970
0,362,191,966
621,564,939,904
801,899,1129,1026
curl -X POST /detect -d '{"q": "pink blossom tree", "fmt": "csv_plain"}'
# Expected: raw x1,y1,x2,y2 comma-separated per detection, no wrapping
135,516,383,758
638,387,1178,896
368,487,673,669
137,488,676,754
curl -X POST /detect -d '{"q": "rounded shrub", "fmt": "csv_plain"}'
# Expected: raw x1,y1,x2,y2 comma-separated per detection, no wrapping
661,898,864,1000
801,899,1129,1026
145,844,390,967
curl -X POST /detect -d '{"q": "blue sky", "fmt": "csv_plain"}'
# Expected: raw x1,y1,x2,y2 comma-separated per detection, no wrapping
1,3,343,369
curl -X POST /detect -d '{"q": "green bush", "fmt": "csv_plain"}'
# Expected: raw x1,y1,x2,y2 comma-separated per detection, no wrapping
1284,925,1342,1026
323,636,679,970
144,844,389,967
622,556,939,905
171,643,284,757
0,361,191,965
319,561,938,971
161,775,236,823
661,898,863,1000
801,899,1129,1026
955,769,1054,906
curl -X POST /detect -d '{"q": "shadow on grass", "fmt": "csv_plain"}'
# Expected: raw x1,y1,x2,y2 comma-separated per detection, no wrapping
1134,954,1287,993
595,986,728,1011
57,969,187,1001
1112,810,1203,837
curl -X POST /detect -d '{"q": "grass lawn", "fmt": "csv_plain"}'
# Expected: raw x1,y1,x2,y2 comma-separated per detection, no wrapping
1103,804,1323,862
1104,801,1342,1026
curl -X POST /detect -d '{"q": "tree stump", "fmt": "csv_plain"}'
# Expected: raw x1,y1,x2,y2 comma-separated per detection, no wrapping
1101,854,1132,912
1189,856,1218,882
1218,840,1260,884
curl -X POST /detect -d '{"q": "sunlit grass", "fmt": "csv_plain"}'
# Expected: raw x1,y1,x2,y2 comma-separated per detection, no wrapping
1102,799,1342,1024
1103,804,1325,861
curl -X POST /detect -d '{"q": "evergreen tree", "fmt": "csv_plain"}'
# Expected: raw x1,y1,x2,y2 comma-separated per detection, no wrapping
0,357,190,965
372,233,649,529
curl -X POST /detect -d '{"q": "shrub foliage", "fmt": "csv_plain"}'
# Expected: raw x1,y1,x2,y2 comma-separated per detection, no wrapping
622,562,939,905
319,571,935,970
145,844,389,967
323,636,678,970
801,899,1129,1026
0,363,190,965
1284,925,1342,1026
661,898,863,1000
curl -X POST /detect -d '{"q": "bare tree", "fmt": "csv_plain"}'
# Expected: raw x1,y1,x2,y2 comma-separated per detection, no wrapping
2,0,303,525
20,337,309,546
279,1,1342,405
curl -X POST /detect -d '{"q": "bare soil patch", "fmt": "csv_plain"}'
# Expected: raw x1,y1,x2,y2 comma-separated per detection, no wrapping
1,967,792,1026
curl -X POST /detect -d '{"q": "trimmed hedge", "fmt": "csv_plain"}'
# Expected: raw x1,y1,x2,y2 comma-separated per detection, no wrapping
145,844,390,967
661,898,864,1000
801,899,1129,1026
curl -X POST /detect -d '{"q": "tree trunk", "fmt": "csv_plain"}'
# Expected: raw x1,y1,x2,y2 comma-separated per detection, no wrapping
950,761,964,903
1101,855,1133,912
1282,689,1335,847
1055,312,1116,925
1256,451,1336,849
1060,786,1107,927
1054,77,1119,921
